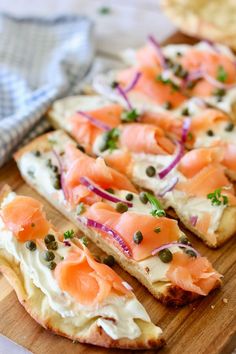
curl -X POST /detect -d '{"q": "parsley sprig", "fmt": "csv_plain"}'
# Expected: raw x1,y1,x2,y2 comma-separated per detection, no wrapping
121,109,139,123
156,74,180,91
145,192,166,217
207,188,228,206
216,65,227,83
100,128,120,152
64,229,75,239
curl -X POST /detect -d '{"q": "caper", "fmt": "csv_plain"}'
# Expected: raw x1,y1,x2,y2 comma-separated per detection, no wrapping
206,129,214,137
46,241,58,250
125,193,133,201
81,236,88,246
184,249,197,258
139,192,148,204
181,107,190,116
25,240,37,251
172,63,188,78
163,101,172,110
48,261,57,270
225,122,234,132
44,234,55,244
133,231,143,244
176,51,182,57
53,176,61,190
158,249,173,263
115,202,128,213
52,165,58,173
179,235,190,245
106,188,115,194
154,227,161,233
186,81,195,89
111,81,118,88
34,150,41,157
213,88,226,98
103,255,115,267
42,251,55,262
76,144,85,152
146,165,156,177
46,159,53,168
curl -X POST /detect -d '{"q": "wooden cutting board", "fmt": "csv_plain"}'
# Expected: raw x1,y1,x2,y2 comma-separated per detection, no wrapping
0,32,236,354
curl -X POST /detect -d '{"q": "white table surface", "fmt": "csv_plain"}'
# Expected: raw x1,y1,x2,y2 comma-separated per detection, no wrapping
0,1,175,352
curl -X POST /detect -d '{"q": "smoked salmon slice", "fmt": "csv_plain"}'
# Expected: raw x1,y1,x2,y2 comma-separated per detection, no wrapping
190,109,229,133
166,252,221,296
1,196,50,242
85,202,180,261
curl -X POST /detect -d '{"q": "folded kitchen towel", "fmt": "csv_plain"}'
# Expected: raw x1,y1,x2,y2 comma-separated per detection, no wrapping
0,13,94,167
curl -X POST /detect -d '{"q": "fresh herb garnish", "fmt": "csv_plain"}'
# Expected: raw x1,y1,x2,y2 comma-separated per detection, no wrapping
27,170,35,178
100,128,120,152
121,109,139,122
81,236,89,246
216,65,227,83
64,229,75,239
187,132,194,141
98,6,111,15
145,193,166,217
207,188,228,206
156,74,180,91
76,202,85,215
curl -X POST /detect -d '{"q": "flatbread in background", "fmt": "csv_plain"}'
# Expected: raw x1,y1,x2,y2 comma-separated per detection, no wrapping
162,0,236,50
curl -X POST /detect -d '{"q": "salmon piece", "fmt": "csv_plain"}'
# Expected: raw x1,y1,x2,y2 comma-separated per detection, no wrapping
176,163,234,198
141,111,182,134
178,147,224,178
85,202,180,261
195,213,217,245
221,143,236,172
55,245,130,306
104,149,133,176
166,252,221,295
64,144,136,204
1,196,50,242
70,104,122,152
120,123,175,155
117,66,186,108
136,44,162,69
190,109,229,133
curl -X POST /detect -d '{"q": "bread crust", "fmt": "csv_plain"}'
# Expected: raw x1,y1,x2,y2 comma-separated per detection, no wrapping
14,133,221,306
0,185,164,350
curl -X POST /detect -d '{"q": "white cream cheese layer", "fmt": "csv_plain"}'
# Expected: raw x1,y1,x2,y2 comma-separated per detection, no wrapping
193,121,235,148
0,193,155,340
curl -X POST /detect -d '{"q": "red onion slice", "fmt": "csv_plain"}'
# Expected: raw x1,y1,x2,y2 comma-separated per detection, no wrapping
181,117,191,143
151,242,200,257
158,142,184,179
77,111,110,131
78,216,132,258
158,176,179,197
63,240,71,247
80,176,133,207
116,84,133,110
52,149,68,200
124,72,142,93
184,70,236,90
122,281,133,291
148,35,167,69
190,215,198,226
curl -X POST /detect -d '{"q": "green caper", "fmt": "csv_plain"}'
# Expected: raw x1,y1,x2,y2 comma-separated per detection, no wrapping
115,202,128,213
34,150,41,157
46,241,58,250
184,249,197,258
25,241,37,251
176,52,182,57
76,144,85,152
206,129,214,136
154,227,161,233
225,122,234,132
165,58,174,68
181,107,190,116
42,251,55,262
133,231,143,244
172,63,188,78
158,249,173,263
111,81,118,89
213,88,226,99
47,261,57,270
146,165,156,177
52,165,58,173
125,193,133,201
139,192,148,204
106,188,115,194
186,81,195,89
103,255,115,267
179,235,190,245
163,101,172,110
44,234,55,244
53,176,61,190
46,159,53,168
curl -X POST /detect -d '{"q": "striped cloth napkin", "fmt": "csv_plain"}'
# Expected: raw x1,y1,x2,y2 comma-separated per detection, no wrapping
0,13,94,167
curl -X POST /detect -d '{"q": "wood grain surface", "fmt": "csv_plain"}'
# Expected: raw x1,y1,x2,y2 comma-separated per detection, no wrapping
0,32,236,354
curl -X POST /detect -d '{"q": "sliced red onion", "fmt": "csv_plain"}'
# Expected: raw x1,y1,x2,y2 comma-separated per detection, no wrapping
78,216,132,258
184,70,236,90
52,149,68,200
191,97,207,108
80,176,133,207
158,176,179,197
181,117,191,143
151,242,200,257
63,240,71,247
77,111,110,131
182,70,203,88
190,215,198,226
158,142,184,179
124,72,142,93
122,281,133,291
116,84,133,110
148,35,167,69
